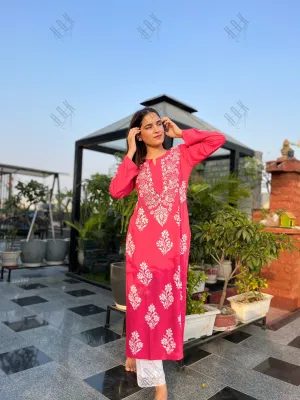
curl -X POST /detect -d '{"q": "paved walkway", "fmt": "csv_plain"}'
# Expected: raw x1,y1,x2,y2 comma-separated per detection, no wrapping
0,266,299,400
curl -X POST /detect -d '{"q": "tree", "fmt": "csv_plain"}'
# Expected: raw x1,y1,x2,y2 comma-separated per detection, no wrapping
15,180,48,211
197,207,297,310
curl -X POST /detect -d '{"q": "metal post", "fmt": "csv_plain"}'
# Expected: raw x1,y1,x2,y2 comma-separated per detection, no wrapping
69,144,83,272
230,150,239,173
56,174,63,237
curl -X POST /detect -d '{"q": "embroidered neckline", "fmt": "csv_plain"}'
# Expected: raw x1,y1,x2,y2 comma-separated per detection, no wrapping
145,150,169,162
136,147,181,226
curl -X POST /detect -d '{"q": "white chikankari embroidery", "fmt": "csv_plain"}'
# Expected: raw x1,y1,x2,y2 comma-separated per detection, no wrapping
126,233,135,257
161,328,176,354
156,230,173,255
154,205,169,227
129,331,143,355
159,283,174,309
173,266,182,290
145,304,160,329
136,147,180,226
179,181,187,203
128,285,141,310
135,207,148,231
173,207,181,226
137,262,153,286
180,234,188,255
178,315,182,327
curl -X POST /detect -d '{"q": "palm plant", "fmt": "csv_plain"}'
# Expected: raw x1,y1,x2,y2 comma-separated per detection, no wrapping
65,212,106,251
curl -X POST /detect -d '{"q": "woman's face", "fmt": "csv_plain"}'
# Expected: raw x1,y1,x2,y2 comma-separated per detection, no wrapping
139,112,165,147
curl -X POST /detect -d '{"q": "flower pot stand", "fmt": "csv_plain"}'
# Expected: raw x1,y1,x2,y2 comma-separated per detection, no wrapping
0,265,19,282
105,304,126,337
177,314,267,372
0,263,64,283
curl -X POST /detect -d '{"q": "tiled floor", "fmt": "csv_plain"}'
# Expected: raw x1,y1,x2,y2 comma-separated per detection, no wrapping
0,266,300,399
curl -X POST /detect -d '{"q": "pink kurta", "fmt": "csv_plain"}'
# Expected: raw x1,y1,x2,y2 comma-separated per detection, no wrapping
109,129,226,360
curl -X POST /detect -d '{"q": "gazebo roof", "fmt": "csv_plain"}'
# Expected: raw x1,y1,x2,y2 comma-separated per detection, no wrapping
77,94,255,158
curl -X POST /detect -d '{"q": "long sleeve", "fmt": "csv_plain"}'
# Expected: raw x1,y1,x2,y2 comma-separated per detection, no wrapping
109,156,139,199
180,128,226,168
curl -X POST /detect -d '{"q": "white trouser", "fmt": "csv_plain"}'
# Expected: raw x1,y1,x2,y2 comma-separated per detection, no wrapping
136,359,166,388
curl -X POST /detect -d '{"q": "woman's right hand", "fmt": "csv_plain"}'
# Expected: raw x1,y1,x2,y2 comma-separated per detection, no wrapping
127,127,140,158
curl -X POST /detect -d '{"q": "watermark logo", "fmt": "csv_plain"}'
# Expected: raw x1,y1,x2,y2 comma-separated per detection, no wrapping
137,13,162,42
50,13,75,42
50,100,75,129
224,100,249,128
224,13,249,42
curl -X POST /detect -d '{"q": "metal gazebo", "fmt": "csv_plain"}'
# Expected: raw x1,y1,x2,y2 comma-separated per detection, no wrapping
70,94,255,270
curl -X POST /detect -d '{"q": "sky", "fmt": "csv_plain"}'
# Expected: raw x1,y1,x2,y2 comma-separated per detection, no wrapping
1,0,300,194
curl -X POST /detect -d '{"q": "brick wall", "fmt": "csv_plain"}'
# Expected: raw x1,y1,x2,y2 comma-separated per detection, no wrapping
260,228,300,311
270,172,300,222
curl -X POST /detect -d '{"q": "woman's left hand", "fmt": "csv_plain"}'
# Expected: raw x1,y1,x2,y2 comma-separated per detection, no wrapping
161,117,182,138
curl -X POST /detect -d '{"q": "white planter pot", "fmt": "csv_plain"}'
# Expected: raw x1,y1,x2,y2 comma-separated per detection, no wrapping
227,292,274,323
0,251,21,267
217,260,232,281
205,265,218,284
184,305,221,341
193,281,205,293
78,249,84,266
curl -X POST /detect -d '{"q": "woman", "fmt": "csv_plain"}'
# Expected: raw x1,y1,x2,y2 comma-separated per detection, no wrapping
109,107,225,399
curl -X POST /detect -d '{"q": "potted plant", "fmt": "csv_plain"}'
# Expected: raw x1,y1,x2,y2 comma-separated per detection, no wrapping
227,268,273,323
0,228,21,267
185,266,220,341
190,266,207,293
65,212,106,266
198,207,296,329
12,180,49,267
108,173,137,308
203,256,218,284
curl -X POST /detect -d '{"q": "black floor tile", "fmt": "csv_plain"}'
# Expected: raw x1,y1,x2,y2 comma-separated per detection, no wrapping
208,386,257,399
253,357,300,386
0,346,53,375
3,316,49,332
66,289,96,297
184,345,211,366
73,326,121,347
288,336,300,349
84,364,141,400
17,283,48,290
69,304,105,316
63,278,80,284
224,331,252,344
11,296,48,307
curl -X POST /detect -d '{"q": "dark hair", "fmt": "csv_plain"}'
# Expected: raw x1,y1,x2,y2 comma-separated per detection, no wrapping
127,107,167,167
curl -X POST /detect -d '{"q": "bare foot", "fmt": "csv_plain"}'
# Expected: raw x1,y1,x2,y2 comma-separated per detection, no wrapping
125,357,136,372
155,384,168,400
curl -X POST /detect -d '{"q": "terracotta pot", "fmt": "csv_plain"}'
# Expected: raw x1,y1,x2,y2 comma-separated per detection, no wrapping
214,313,236,329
